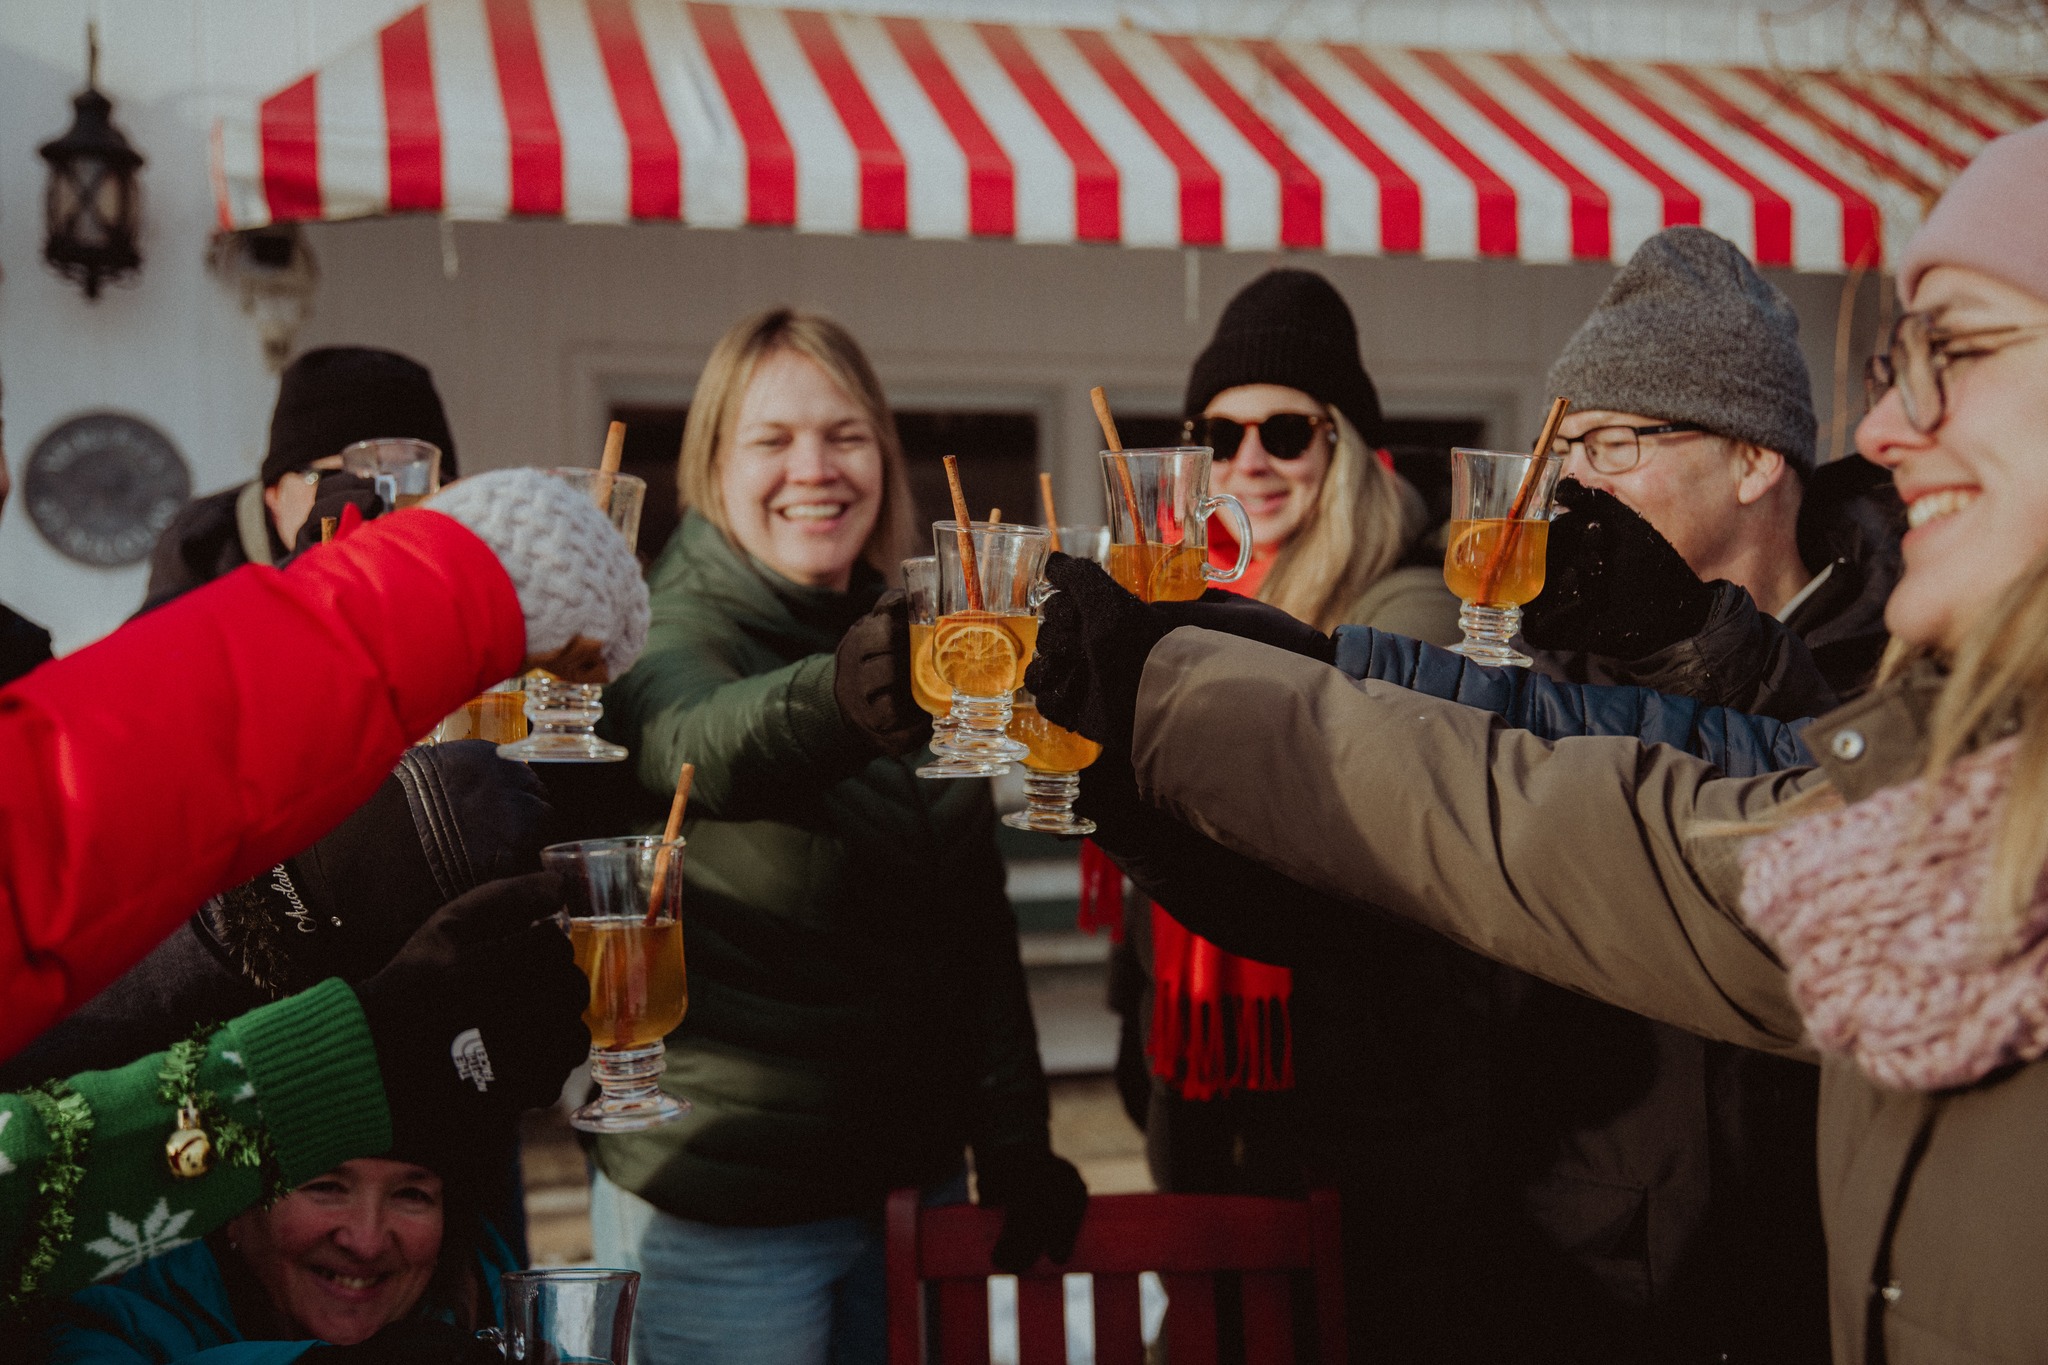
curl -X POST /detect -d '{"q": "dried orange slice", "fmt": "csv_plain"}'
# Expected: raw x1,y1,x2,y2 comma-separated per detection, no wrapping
910,629,951,714
1148,546,1206,603
933,613,1023,696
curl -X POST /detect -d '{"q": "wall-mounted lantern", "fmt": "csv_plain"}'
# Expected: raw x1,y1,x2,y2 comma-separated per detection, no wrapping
39,25,144,301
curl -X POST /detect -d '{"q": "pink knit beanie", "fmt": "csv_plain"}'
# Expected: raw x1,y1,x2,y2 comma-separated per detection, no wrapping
1897,120,2048,306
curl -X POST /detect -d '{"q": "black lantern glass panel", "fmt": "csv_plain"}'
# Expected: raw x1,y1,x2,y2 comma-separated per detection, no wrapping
40,42,144,301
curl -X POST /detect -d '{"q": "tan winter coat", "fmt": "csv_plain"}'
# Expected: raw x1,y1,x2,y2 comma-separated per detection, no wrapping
1132,629,2048,1365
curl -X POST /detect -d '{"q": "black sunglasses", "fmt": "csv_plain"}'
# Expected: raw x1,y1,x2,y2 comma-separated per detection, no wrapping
1182,413,1331,462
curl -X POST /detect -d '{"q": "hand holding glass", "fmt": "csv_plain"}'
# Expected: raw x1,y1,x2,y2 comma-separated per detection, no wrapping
498,469,647,764
497,1269,639,1364
926,522,1048,770
1442,447,1563,668
341,438,442,511
543,836,689,1133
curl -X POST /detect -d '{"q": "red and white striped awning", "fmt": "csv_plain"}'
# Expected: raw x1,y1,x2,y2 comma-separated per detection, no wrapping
212,0,2048,272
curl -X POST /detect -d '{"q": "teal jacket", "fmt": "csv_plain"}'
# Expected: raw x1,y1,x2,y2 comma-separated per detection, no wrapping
594,513,1050,1226
45,1225,514,1362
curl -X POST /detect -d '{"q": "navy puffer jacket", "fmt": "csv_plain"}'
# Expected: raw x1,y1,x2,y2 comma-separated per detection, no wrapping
1331,626,1813,775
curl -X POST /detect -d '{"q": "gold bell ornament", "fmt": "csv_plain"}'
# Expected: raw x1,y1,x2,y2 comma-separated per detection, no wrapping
166,1105,213,1178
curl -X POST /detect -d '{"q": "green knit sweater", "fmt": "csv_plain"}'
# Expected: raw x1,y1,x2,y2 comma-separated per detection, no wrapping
0,979,388,1307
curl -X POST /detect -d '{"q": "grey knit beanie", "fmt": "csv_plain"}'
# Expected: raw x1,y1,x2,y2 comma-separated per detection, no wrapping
1547,226,1816,475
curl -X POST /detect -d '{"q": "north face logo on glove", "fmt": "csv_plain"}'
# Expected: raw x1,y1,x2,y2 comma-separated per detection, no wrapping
451,1028,494,1091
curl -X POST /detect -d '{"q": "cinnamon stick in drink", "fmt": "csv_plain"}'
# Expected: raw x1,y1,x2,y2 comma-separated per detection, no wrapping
1039,472,1061,553
594,420,627,515
1475,397,1570,605
941,456,985,613
1091,386,1147,546
645,761,694,925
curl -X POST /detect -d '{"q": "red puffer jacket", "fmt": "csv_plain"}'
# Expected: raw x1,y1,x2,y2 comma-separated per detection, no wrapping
0,510,525,1059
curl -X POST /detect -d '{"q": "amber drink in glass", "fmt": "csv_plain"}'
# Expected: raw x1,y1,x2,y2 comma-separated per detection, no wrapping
544,836,689,1133
925,521,1049,771
1442,447,1563,668
905,556,1006,780
1099,448,1252,602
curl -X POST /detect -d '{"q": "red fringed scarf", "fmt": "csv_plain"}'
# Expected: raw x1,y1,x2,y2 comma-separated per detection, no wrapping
1076,840,1295,1100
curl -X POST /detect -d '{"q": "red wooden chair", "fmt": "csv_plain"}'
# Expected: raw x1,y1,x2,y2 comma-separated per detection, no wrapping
884,1188,1346,1365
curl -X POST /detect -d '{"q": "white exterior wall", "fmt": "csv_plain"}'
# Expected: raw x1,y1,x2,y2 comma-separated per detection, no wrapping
1,0,1934,652
0,0,413,653
293,216,1875,538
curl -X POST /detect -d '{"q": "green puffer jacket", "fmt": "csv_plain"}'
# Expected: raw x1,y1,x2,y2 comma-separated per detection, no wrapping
593,512,1049,1227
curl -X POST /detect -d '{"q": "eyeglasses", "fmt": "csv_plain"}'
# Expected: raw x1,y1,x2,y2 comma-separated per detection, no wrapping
1550,423,1707,475
1183,413,1331,462
1864,312,2048,435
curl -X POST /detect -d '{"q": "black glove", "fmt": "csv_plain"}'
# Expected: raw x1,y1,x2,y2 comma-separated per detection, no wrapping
833,589,931,758
1026,554,1335,753
1518,480,1717,661
1156,590,1336,665
355,873,590,1167
1024,554,1166,753
977,1146,1089,1274
291,473,388,552
303,1318,501,1364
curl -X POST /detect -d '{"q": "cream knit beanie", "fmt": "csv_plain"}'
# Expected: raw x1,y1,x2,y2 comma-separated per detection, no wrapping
429,468,650,681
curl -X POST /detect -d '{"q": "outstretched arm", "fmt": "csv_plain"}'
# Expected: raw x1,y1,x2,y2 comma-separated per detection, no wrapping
1133,629,1813,1058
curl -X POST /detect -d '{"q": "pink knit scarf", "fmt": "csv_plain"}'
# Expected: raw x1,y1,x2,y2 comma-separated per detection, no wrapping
1739,736,2048,1092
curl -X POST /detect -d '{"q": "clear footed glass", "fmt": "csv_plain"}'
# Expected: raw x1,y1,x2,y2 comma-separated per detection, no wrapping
574,1042,687,1133
935,692,1028,765
917,716,1009,779
1002,769,1095,837
1451,602,1531,668
498,674,627,763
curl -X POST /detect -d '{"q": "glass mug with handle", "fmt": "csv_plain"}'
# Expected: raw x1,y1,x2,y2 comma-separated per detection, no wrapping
498,468,648,764
1441,447,1563,668
491,1269,639,1364
341,437,442,512
924,521,1050,771
1099,447,1252,602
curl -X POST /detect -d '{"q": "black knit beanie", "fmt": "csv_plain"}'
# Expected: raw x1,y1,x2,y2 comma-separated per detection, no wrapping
1184,270,1382,442
262,346,459,486
201,741,551,996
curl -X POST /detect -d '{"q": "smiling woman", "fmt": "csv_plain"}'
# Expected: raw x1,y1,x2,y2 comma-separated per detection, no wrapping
47,1155,513,1362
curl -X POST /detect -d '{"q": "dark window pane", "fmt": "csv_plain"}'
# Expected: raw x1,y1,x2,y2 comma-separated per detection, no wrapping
608,405,688,562
893,410,1038,536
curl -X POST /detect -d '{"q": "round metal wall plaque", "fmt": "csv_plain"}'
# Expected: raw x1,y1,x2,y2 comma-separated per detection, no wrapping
24,412,191,567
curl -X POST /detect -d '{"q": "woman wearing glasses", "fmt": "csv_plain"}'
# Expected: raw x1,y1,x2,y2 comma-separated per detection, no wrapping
1041,123,2048,1365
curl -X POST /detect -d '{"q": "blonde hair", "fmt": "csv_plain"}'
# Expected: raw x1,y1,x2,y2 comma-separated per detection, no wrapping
678,308,916,581
1917,539,2048,943
1253,410,1407,632
1715,543,2048,945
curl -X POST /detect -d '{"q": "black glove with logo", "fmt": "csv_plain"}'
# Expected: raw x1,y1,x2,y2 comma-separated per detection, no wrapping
354,873,589,1166
291,473,389,553
1518,480,1718,661
977,1145,1089,1274
834,589,931,758
303,1318,502,1364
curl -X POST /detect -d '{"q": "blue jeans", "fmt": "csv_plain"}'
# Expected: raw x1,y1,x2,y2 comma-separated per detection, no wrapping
590,1171,964,1365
